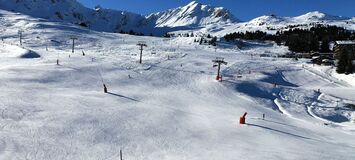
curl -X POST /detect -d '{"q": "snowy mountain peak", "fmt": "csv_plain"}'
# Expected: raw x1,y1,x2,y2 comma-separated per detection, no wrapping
295,11,349,21
185,0,200,9
0,0,240,34
302,11,327,18
149,1,239,27
248,14,285,26
0,0,148,33
187,1,199,6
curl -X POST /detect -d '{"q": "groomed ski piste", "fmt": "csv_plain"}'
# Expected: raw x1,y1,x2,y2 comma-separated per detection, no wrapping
0,10,355,160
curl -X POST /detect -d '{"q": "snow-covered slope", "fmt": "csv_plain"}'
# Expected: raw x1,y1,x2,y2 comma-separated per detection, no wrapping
0,0,146,33
146,1,238,28
1,9,355,160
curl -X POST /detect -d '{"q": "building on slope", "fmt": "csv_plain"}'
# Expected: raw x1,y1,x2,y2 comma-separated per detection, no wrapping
334,41,355,74
334,41,355,60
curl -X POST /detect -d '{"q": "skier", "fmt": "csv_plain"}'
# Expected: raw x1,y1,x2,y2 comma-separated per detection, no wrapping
262,114,265,120
103,84,108,93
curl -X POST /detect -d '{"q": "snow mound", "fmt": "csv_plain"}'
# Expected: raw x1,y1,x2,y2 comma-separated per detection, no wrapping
20,50,41,58
0,43,40,58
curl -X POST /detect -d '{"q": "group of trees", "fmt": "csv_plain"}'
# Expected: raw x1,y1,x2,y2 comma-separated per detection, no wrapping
224,31,268,41
282,32,329,53
180,32,195,37
224,25,355,53
118,30,149,36
164,32,197,38
277,25,354,53
194,36,217,46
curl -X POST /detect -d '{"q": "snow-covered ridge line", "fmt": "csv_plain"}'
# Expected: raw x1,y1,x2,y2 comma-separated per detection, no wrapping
0,0,236,35
1,0,354,37
145,1,239,27
172,11,355,37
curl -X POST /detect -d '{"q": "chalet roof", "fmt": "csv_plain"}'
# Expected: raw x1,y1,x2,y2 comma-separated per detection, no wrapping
335,41,355,45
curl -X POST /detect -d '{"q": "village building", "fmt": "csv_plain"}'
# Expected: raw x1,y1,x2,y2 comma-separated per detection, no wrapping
333,41,355,60
333,41,355,73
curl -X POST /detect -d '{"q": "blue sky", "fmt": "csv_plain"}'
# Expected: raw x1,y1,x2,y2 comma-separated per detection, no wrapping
77,0,354,21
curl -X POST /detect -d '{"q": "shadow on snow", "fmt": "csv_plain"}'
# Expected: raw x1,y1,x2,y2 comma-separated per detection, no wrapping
107,92,140,102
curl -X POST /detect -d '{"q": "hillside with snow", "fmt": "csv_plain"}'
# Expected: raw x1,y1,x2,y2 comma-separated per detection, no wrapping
0,0,147,33
191,11,355,36
0,8,355,160
1,0,354,37
146,1,238,28
0,0,236,35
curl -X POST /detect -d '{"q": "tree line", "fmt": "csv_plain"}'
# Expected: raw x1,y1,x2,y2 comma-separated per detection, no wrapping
118,30,154,36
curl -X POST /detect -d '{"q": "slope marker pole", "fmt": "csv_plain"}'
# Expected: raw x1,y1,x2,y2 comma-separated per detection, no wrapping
18,30,24,46
137,41,147,64
70,36,78,53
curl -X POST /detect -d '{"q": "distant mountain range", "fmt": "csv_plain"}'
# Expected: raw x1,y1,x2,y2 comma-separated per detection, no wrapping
200,11,355,37
0,0,354,36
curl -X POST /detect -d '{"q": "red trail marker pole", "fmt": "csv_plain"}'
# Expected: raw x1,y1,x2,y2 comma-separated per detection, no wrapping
240,112,248,124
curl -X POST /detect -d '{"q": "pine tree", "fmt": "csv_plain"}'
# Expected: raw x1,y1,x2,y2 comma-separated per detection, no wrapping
310,38,319,52
129,30,135,35
163,33,171,38
320,39,330,53
210,37,217,46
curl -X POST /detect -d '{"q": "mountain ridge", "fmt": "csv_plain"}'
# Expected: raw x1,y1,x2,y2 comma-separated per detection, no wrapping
0,0,354,36
0,0,236,35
